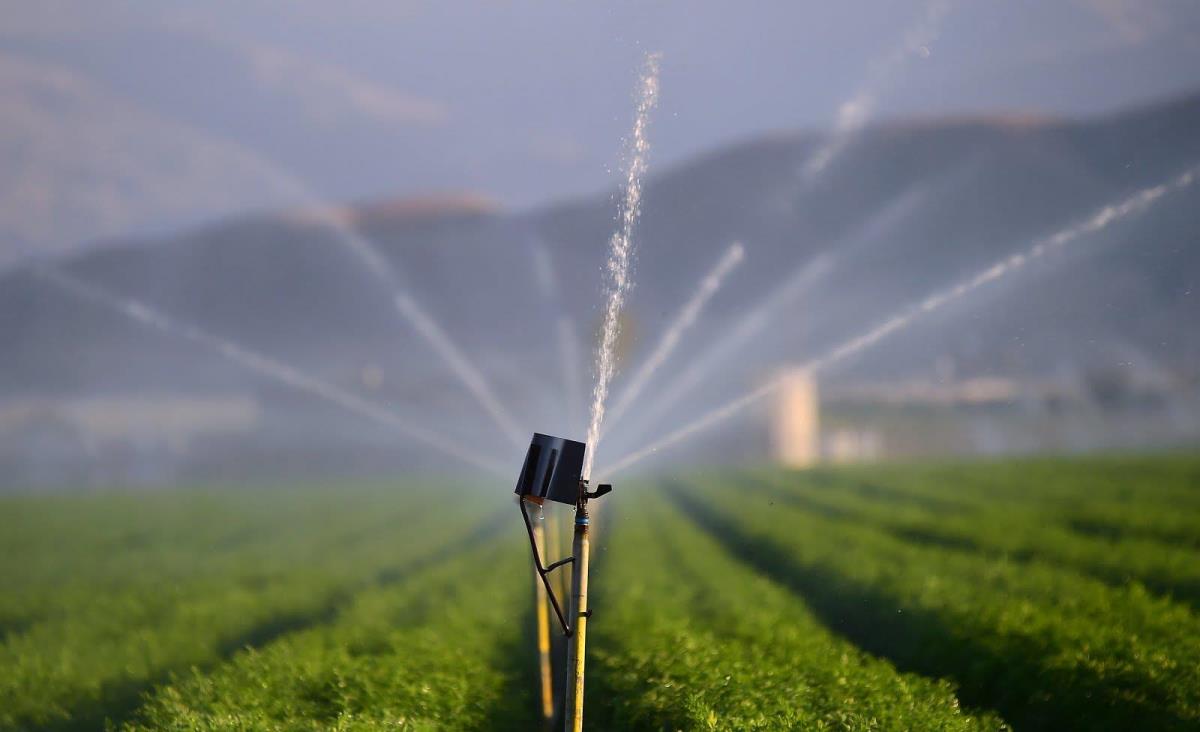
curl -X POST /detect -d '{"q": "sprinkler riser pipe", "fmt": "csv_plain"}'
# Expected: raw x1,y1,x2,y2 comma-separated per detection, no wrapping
563,507,590,732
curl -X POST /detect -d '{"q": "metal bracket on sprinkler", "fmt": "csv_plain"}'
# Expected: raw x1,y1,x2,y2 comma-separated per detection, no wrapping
516,433,612,637
583,483,613,501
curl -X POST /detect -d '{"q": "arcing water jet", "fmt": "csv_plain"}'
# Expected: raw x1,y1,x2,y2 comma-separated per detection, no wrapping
582,51,663,481
602,241,745,435
801,0,952,183
609,253,832,454
172,129,525,450
611,182,934,454
35,266,507,476
601,164,1199,477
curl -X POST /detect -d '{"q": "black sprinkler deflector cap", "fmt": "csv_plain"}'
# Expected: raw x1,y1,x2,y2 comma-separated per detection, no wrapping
515,433,586,505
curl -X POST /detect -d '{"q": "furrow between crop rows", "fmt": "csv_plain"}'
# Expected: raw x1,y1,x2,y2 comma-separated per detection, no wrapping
748,471,1200,610
122,528,535,731
0,484,498,731
671,476,1200,731
586,489,1007,731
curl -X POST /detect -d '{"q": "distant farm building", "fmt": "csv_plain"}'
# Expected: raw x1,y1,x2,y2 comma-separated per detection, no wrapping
767,367,1200,465
770,370,819,468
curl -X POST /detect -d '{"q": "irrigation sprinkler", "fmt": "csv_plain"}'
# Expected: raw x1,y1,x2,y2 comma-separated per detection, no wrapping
516,433,613,732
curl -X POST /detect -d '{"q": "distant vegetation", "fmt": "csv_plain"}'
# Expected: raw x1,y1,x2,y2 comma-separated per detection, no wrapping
1,456,1198,730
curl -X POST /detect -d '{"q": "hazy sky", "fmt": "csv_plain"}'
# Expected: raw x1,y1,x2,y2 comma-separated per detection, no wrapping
2,0,1199,260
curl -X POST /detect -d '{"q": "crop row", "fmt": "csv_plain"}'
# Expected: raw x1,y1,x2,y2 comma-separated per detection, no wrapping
675,472,1200,731
823,457,1200,545
587,489,1006,731
0,485,410,640
123,526,535,730
832,456,1200,510
745,469,1200,609
3,460,1194,730
0,483,501,731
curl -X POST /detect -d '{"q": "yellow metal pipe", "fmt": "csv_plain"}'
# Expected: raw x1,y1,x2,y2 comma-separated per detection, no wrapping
563,505,590,732
529,502,556,727
547,509,568,607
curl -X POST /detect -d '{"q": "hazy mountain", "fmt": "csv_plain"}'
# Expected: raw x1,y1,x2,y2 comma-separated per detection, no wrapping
2,91,1198,476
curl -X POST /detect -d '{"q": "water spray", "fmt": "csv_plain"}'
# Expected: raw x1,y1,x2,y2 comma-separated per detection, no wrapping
390,288,526,447
583,51,663,481
800,0,952,183
514,434,613,732
602,241,745,435
602,164,1199,476
204,142,527,450
34,266,507,476
611,180,942,452
611,253,832,453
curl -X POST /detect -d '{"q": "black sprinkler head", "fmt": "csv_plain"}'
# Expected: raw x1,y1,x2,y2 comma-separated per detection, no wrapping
515,433,587,505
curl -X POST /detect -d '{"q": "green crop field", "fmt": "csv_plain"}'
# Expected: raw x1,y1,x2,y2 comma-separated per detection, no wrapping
2,456,1198,731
